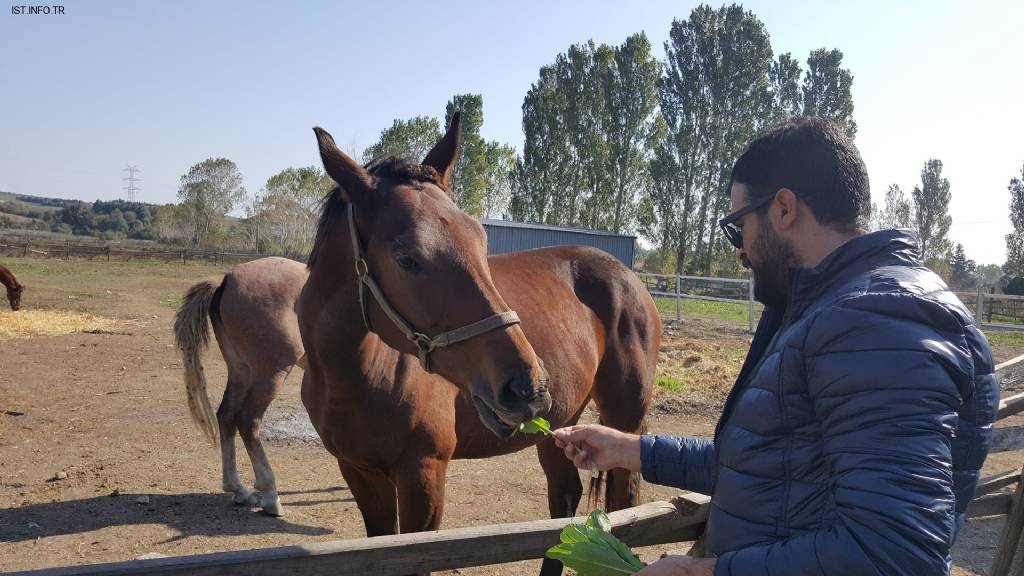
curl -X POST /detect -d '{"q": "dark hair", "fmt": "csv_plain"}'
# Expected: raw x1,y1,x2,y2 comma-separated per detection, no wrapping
308,156,445,268
730,117,869,232
364,156,443,187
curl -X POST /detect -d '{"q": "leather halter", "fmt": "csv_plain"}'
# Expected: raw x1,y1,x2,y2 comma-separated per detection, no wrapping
346,203,521,371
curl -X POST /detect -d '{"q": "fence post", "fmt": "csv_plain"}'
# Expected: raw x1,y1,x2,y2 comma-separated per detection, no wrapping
106,246,110,262
991,465,1024,576
675,274,681,322
181,249,186,264
23,241,29,256
976,285,985,326
748,276,755,333
65,240,70,260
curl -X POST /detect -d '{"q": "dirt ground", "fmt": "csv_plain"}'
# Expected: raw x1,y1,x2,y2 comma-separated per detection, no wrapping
0,258,1021,574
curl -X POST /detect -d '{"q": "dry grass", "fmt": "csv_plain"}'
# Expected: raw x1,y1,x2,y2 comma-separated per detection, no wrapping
0,308,126,339
652,319,750,415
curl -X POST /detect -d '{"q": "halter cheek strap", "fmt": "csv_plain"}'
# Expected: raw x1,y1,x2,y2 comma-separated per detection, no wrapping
347,204,521,371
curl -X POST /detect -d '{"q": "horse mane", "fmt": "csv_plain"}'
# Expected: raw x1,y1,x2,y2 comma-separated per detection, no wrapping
307,157,444,268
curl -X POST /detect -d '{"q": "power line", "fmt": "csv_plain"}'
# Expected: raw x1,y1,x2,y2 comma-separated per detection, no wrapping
122,165,141,201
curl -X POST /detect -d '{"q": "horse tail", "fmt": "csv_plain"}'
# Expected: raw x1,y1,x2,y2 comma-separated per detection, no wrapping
173,278,225,447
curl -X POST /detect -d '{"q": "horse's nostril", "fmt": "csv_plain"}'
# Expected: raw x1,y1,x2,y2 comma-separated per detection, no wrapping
502,373,540,404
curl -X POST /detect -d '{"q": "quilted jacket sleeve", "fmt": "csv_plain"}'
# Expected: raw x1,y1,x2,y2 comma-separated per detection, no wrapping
640,435,716,495
716,296,977,576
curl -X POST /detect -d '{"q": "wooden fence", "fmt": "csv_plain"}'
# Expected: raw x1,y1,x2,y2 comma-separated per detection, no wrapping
0,239,271,265
636,272,756,332
957,289,1024,332
8,352,1024,576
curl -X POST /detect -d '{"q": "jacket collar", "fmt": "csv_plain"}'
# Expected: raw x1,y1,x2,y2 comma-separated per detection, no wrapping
785,228,922,320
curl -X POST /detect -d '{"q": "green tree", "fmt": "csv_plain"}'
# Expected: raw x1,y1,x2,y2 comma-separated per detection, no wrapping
604,33,662,233
976,263,1003,288
258,166,333,256
57,201,94,235
912,159,953,263
655,4,773,274
177,158,247,247
445,94,490,216
154,204,188,242
802,48,857,137
1005,163,1024,277
481,142,516,219
948,243,976,289
362,116,443,163
515,34,659,233
512,65,567,224
770,53,803,121
871,184,916,231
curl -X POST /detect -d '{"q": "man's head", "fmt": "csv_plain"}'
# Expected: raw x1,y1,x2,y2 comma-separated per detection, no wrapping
720,117,869,307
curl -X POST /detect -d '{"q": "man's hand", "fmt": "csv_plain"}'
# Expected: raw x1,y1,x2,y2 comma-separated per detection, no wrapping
636,555,716,575
551,424,642,472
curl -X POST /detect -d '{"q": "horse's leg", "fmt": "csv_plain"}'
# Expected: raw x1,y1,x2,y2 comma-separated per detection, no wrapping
393,456,448,532
237,371,286,516
337,459,398,536
535,407,587,576
591,346,652,513
217,373,258,507
391,456,449,576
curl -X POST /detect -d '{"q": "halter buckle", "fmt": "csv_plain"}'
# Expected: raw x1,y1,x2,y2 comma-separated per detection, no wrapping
412,332,436,353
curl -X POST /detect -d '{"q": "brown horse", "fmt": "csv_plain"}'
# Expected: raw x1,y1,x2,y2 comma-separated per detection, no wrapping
299,116,661,575
173,256,307,516
0,263,24,311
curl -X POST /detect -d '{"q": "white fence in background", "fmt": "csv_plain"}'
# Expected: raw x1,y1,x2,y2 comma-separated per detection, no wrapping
636,272,756,332
961,288,1024,333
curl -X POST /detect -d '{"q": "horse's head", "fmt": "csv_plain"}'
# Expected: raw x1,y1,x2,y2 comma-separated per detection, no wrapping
310,115,550,438
7,284,22,311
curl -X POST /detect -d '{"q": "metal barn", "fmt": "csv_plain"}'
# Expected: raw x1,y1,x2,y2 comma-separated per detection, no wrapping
480,219,636,269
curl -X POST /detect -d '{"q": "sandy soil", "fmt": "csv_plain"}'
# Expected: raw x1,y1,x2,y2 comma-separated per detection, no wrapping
0,258,1020,574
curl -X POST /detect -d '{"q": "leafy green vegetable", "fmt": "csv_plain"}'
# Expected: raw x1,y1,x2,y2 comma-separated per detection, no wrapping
545,509,646,575
518,417,553,436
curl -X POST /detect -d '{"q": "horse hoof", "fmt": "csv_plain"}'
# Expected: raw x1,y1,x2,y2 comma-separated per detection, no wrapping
259,492,283,517
233,492,259,507
261,501,284,517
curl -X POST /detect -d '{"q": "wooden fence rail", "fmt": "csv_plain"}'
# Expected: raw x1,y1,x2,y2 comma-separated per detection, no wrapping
0,240,276,265
6,497,710,576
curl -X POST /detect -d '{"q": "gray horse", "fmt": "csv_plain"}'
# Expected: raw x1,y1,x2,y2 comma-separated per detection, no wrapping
174,256,307,516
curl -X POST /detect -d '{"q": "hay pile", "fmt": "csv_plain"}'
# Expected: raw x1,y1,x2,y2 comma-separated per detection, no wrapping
0,309,124,339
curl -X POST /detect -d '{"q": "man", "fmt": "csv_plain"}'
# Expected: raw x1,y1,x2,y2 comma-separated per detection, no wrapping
553,117,999,575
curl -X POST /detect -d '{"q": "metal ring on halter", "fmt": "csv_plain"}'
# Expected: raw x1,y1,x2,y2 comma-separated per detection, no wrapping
412,333,436,353
355,258,369,276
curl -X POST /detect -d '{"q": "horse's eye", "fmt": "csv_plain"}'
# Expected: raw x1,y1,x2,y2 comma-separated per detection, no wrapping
396,254,419,272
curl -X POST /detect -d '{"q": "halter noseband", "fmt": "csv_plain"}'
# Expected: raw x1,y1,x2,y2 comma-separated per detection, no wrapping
346,203,521,371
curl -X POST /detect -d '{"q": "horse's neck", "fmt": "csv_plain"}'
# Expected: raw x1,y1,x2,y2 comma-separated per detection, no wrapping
306,222,375,352
0,265,17,290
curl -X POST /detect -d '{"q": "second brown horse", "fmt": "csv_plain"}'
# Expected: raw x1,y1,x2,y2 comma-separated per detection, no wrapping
300,116,661,575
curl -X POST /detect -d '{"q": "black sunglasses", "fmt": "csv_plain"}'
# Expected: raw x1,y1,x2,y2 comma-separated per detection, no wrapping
718,192,776,250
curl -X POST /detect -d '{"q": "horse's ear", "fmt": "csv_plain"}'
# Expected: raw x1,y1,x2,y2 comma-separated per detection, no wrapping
313,127,373,200
422,112,461,189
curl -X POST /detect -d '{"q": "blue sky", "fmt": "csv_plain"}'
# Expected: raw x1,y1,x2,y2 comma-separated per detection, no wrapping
1,0,1021,265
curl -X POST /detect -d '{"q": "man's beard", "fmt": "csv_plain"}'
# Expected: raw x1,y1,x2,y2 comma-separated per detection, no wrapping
747,218,797,309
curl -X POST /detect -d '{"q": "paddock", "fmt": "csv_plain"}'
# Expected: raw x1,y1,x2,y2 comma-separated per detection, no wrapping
2,257,1023,575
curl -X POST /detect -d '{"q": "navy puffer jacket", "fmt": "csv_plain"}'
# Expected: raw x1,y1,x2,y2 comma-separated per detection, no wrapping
641,230,999,575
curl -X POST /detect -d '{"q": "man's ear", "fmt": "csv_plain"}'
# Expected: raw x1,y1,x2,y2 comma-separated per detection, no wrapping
774,188,800,230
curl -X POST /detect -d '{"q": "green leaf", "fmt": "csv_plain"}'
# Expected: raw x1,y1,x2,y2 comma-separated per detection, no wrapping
587,509,612,533
518,417,552,436
545,509,646,575
546,542,641,576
